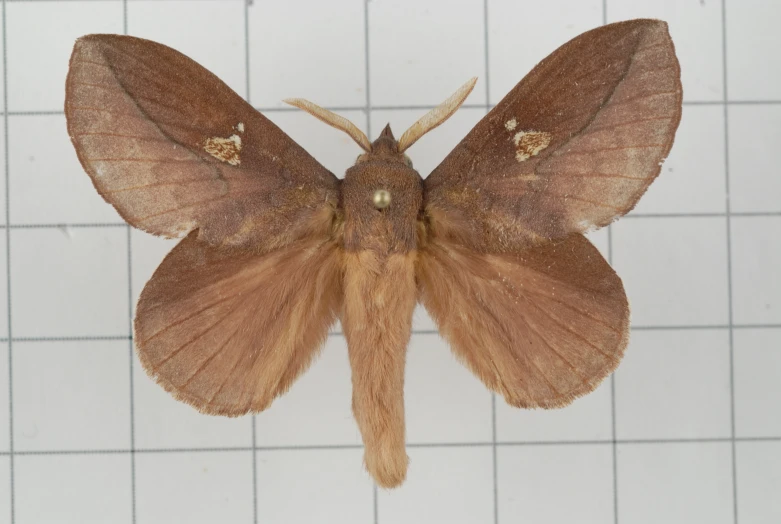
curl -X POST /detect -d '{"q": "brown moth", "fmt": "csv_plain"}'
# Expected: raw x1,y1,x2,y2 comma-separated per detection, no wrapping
65,19,682,488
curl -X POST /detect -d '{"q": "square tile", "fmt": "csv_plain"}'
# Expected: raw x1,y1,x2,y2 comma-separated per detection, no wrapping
15,453,132,524
133,354,252,450
13,340,130,451
736,440,781,524
130,228,177,317
607,0,724,101
0,343,7,452
127,0,246,98
0,457,9,524
497,379,613,443
726,0,781,101
9,115,123,225
497,444,613,524
728,105,781,213
371,108,485,178
11,227,129,338
248,0,366,108
615,329,731,439
136,450,253,524
266,109,367,177
487,0,602,104
617,442,733,524
731,217,781,325
255,337,360,447
378,447,493,524
734,328,781,437
632,105,727,214
369,0,486,107
405,334,492,444
256,448,373,524
612,217,729,327
7,1,123,112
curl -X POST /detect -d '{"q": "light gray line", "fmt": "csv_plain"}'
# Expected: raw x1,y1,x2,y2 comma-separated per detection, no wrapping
244,3,258,522
721,1,738,522
362,2,377,521
483,1,499,523
6,435,781,457
121,3,136,524
3,99,781,118
364,0,371,139
2,0,15,521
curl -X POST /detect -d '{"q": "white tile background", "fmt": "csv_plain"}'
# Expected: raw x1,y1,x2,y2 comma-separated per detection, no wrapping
0,0,778,523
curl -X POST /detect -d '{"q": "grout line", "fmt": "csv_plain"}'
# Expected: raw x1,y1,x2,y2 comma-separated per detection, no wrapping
252,421,258,524
4,322,781,346
721,2,739,523
0,212,777,233
125,224,136,524
362,2,378,520
364,0,371,139
608,230,619,524
243,4,259,522
2,0,15,522
122,4,137,524
3,100,781,118
8,436,779,458
601,5,620,524
12,335,131,342
482,2,499,523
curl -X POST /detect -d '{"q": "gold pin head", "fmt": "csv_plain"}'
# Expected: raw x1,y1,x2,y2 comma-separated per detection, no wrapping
373,189,391,209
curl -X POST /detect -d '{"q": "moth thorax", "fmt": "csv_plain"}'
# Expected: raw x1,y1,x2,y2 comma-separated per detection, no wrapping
373,189,392,209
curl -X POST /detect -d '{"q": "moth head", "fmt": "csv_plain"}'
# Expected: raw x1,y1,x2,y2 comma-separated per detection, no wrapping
283,76,477,160
353,124,412,167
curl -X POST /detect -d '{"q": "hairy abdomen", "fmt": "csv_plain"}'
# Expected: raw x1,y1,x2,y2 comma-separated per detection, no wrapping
342,249,417,488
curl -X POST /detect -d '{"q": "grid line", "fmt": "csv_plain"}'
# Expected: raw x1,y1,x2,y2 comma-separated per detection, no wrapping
3,435,779,458
3,322,780,345
2,99,781,118
721,1,739,522
243,3,258,523
2,0,16,524
603,0,620,516
120,4,137,524
483,2,500,523
361,2,378,521
0,211,778,232
2,0,14,522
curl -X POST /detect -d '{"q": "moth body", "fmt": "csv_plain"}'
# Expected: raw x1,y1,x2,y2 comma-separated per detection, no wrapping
341,124,423,487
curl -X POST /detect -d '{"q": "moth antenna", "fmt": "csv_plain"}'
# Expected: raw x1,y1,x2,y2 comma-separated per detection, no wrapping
397,77,478,153
283,98,372,152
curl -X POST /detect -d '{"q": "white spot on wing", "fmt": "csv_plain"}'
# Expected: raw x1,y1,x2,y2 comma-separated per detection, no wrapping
236,122,245,133
505,118,518,131
204,134,242,166
512,130,552,162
